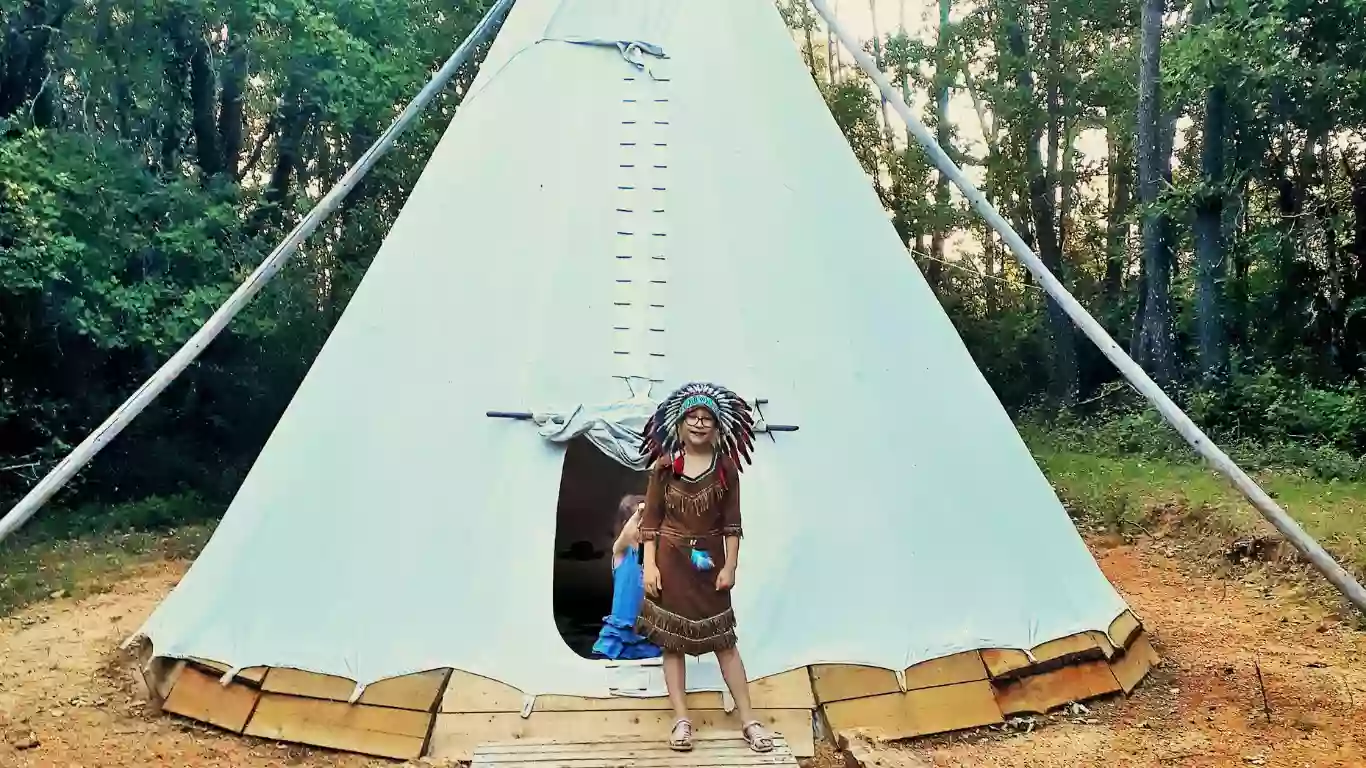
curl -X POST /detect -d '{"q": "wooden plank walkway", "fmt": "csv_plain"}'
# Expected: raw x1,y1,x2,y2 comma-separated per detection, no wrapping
469,732,799,768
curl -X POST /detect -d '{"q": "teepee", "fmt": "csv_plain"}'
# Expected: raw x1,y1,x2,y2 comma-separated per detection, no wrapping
127,0,1156,759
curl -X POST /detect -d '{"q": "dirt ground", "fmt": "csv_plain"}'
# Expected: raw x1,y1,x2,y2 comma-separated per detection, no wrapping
2,537,1364,768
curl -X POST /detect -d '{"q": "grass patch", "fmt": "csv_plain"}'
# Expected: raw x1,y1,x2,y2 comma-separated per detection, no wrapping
0,492,218,617
1030,442,1366,576
0,524,212,618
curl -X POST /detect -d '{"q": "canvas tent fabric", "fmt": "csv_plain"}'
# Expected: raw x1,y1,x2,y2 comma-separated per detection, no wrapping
131,0,1132,699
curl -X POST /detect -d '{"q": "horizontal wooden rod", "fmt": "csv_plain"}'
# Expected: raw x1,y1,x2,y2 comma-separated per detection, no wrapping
485,412,799,432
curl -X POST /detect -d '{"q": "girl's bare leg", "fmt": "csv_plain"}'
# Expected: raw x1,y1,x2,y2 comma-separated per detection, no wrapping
663,651,692,749
714,646,754,722
716,647,772,751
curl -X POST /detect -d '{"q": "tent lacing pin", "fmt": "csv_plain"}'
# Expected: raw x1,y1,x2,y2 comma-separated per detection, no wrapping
520,695,535,719
219,668,241,687
894,669,907,693
348,683,366,704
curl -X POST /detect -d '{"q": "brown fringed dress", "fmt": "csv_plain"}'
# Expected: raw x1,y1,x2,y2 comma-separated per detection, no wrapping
635,452,743,656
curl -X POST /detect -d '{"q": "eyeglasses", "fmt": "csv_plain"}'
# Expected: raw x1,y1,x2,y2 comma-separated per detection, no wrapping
684,414,715,427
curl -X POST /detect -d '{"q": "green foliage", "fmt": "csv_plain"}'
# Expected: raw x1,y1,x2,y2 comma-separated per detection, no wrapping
0,523,212,617
16,493,217,544
1032,444,1366,576
1,130,248,353
1023,367,1366,482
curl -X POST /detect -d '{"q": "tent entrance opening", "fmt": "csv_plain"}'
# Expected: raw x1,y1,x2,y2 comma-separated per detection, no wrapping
553,436,649,657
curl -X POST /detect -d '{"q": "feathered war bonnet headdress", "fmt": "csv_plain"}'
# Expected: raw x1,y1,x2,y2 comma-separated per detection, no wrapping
640,382,757,478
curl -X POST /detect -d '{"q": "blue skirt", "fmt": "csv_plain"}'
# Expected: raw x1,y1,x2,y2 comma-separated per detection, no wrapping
591,546,661,660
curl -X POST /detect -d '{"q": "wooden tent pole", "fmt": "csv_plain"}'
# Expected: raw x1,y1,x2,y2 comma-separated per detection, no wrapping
0,0,520,546
807,0,1366,614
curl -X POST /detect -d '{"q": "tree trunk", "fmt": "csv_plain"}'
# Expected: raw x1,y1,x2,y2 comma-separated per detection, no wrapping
189,34,222,180
1133,0,1178,386
1059,119,1077,258
1045,1,1062,197
1344,155,1366,304
868,0,893,146
1006,8,1077,404
219,23,250,180
900,0,916,144
1191,0,1229,383
1104,125,1134,308
1223,113,1253,349
1323,187,1344,372
159,7,191,175
1270,146,1304,360
1341,153,1366,370
827,0,842,82
247,76,311,234
930,0,953,276
803,16,819,83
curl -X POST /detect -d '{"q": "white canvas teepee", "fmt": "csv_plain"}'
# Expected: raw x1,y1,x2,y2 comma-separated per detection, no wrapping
133,0,1136,719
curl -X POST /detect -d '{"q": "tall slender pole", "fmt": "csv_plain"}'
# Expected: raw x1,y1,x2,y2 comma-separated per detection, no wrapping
808,0,1366,614
0,0,519,546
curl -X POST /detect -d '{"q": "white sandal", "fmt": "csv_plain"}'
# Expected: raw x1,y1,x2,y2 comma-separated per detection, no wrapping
742,720,773,753
669,718,694,752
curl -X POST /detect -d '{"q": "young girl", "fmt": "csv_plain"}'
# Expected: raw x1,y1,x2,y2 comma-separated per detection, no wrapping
634,382,773,753
590,494,662,661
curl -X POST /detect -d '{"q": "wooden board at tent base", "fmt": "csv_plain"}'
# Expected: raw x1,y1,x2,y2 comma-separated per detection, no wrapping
470,732,800,768
142,616,1157,761
822,679,1005,741
430,709,815,762
813,611,1159,744
161,664,261,734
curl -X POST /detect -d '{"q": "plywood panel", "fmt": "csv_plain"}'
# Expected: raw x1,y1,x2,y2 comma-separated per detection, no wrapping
809,666,899,704
979,649,1031,678
471,733,800,768
360,669,450,710
151,659,187,702
822,680,1003,741
1109,611,1143,648
261,667,450,711
429,708,814,761
1110,632,1160,694
1031,632,1114,663
262,668,355,701
162,664,260,733
992,660,1123,716
187,657,268,685
747,669,816,710
904,652,989,689
441,669,813,713
440,669,526,712
982,631,1117,681
244,693,432,760
811,653,988,704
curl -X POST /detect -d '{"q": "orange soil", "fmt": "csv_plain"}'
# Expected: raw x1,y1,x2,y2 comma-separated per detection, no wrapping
877,538,1366,768
2,538,1364,768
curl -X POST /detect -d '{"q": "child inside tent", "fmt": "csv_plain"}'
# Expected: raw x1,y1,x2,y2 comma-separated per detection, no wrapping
590,494,662,660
